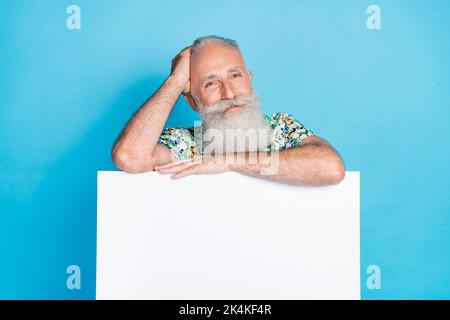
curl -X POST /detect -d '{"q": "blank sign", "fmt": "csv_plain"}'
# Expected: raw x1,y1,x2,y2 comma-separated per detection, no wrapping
97,171,360,299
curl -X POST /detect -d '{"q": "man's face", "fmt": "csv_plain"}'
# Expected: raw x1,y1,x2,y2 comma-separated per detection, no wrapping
187,41,272,155
189,42,253,112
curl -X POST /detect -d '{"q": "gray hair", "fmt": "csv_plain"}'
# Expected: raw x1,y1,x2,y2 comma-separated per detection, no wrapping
191,35,239,54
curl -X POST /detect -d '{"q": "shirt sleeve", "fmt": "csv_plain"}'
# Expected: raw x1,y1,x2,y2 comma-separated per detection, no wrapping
158,127,199,160
268,112,314,150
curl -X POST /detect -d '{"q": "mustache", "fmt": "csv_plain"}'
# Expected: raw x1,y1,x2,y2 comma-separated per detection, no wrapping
196,93,258,115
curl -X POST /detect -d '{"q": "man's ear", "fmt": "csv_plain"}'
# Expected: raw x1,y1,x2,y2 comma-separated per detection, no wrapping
248,70,253,81
183,93,199,113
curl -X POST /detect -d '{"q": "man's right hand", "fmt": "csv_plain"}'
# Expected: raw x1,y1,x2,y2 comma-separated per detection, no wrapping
112,46,192,173
170,46,191,94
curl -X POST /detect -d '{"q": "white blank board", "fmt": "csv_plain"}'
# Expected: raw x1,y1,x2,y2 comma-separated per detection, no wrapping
97,171,360,299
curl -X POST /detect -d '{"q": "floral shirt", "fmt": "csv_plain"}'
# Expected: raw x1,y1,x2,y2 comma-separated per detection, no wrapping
158,112,314,160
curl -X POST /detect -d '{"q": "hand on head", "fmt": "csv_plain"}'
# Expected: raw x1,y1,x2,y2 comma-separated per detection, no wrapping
170,46,191,95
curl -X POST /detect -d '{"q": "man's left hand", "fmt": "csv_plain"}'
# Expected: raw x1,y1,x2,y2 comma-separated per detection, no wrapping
154,155,231,179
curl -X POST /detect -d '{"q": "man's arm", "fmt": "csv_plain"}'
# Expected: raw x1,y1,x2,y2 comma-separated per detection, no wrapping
112,48,191,173
155,135,346,186
229,135,345,186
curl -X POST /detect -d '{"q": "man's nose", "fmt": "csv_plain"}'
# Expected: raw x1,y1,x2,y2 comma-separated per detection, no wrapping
221,81,236,100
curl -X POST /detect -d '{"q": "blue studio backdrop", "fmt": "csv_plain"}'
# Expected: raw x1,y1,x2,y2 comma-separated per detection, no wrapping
1,0,449,299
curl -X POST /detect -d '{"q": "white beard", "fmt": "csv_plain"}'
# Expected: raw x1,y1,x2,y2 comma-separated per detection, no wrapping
193,92,274,155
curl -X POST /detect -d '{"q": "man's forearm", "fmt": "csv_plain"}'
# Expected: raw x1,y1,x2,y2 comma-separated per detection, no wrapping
112,75,184,170
228,142,345,186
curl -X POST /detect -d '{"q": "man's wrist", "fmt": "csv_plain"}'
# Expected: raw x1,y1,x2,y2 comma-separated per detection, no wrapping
227,152,247,173
227,151,277,176
167,74,188,92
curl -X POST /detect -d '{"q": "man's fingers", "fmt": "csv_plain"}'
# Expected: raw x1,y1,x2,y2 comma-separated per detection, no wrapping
180,46,191,54
155,158,194,170
155,156,204,176
157,160,202,174
171,165,199,179
157,156,204,169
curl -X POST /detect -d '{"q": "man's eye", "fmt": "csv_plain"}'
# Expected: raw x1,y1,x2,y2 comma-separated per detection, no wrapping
205,81,216,88
232,73,242,79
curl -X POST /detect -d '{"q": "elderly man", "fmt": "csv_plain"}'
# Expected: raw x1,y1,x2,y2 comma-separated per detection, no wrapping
112,35,345,186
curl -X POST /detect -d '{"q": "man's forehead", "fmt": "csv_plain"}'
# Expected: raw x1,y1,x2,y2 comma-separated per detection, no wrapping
190,42,246,76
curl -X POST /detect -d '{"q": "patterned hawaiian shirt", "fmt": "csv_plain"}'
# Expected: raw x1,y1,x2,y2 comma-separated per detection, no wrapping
158,112,314,160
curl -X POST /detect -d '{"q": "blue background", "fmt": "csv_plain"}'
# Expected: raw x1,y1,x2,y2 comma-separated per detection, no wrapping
1,0,449,299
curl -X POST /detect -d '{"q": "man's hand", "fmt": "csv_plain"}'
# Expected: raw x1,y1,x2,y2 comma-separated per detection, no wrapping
112,45,193,173
154,136,346,186
170,46,191,94
154,155,231,179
